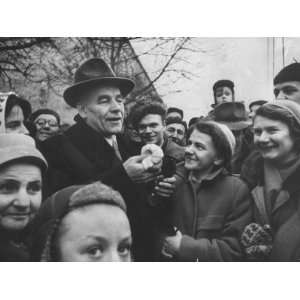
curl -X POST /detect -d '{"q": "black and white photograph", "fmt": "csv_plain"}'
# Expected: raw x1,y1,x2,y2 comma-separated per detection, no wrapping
1,37,300,263
1,1,300,298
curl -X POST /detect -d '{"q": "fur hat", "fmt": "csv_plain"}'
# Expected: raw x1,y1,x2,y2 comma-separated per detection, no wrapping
213,79,234,93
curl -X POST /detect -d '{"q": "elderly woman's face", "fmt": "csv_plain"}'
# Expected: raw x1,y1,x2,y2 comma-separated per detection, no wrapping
0,163,42,232
57,204,132,262
34,114,59,141
253,115,297,165
5,105,29,135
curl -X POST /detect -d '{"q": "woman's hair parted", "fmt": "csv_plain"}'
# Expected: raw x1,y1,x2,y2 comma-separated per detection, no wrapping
255,104,300,152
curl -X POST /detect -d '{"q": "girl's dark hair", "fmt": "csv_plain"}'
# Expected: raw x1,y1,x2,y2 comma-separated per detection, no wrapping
187,121,232,171
5,94,32,120
255,104,300,152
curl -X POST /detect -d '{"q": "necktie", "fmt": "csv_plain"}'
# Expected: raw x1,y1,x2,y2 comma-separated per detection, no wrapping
112,138,123,162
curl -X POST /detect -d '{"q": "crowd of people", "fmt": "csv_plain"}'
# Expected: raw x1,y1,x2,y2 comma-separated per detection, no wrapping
1,57,300,262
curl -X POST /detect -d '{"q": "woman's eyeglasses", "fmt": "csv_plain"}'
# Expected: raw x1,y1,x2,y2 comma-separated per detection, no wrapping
35,119,58,127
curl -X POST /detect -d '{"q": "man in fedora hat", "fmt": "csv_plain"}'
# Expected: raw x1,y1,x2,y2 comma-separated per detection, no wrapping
40,58,173,261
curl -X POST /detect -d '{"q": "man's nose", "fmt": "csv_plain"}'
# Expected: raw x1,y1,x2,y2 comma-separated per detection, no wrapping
276,90,288,100
145,126,152,133
110,99,122,111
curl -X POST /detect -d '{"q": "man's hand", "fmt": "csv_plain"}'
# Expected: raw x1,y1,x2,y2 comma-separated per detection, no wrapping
123,155,159,183
154,176,177,198
162,230,182,257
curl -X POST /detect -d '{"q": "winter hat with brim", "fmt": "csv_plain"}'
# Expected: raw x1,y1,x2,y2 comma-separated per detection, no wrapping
263,100,300,126
63,58,135,108
274,63,300,85
30,181,127,261
0,133,47,173
212,102,252,131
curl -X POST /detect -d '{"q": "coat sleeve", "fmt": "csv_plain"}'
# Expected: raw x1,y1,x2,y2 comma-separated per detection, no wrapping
177,180,253,261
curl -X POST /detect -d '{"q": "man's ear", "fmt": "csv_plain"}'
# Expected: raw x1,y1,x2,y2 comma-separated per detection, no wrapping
77,103,87,119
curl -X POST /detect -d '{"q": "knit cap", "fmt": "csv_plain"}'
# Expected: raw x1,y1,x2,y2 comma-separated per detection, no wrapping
264,100,300,126
210,121,236,156
274,63,300,85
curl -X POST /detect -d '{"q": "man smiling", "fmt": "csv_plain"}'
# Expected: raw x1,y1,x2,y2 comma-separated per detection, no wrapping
40,58,170,261
130,99,185,163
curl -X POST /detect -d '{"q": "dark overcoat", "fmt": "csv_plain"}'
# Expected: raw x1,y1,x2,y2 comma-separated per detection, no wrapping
40,115,160,261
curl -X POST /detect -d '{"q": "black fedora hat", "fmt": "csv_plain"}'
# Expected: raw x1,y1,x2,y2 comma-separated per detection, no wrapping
63,58,135,107
212,102,251,131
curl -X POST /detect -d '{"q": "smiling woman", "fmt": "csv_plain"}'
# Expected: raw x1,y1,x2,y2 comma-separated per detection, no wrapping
0,133,47,261
0,92,32,134
241,100,300,261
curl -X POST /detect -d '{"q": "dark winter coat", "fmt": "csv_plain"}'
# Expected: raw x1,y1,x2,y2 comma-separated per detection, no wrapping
169,169,252,261
39,115,162,261
241,152,300,261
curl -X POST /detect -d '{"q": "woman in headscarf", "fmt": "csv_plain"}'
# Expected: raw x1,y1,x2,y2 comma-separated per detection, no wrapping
0,92,31,134
0,133,47,261
241,100,300,261
30,181,132,262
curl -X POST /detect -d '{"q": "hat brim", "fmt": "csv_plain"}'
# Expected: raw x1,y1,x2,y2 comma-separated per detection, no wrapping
0,146,48,173
217,120,251,131
63,77,135,107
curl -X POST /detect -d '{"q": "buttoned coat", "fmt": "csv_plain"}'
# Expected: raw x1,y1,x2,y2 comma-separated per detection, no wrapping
241,152,300,261
39,115,160,261
169,170,252,261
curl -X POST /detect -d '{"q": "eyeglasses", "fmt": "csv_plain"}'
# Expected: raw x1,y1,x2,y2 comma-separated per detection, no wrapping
35,119,58,127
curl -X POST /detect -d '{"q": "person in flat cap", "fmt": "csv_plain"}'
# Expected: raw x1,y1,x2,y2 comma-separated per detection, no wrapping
40,58,175,261
273,62,300,104
212,79,235,107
